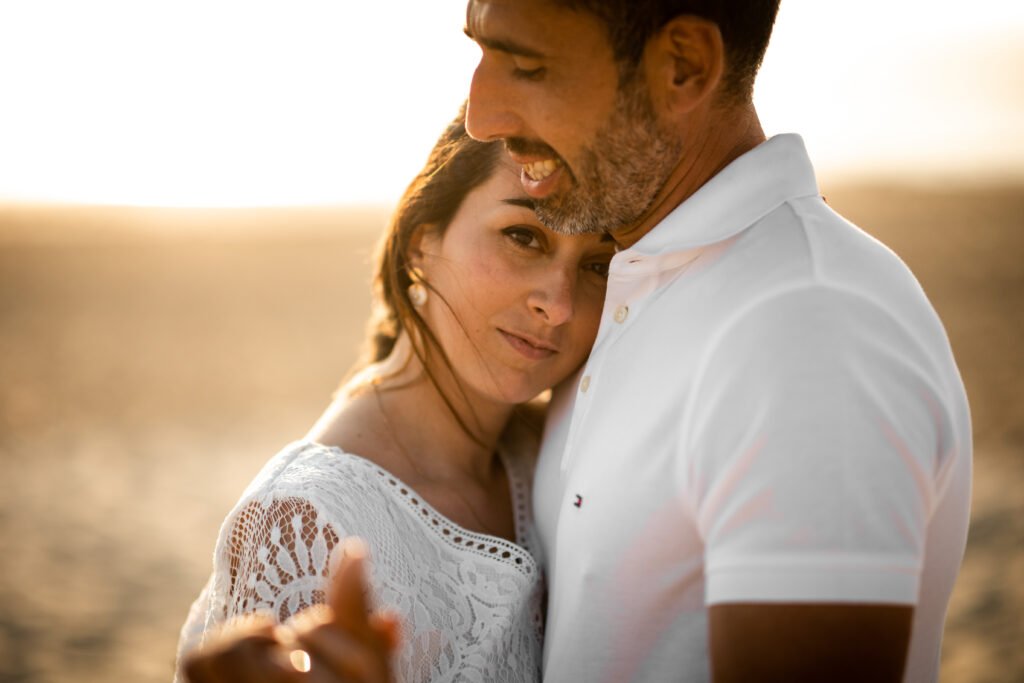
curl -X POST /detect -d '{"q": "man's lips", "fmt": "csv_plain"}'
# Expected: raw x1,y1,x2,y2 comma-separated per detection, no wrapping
521,158,561,181
505,148,567,198
498,328,559,360
506,150,562,177
517,161,566,200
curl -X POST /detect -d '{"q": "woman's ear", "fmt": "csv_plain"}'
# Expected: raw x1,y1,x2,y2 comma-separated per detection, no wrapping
406,222,437,276
644,16,726,115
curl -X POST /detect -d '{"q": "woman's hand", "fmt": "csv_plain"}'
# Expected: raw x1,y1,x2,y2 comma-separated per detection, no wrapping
183,538,401,683
182,612,293,683
290,539,401,682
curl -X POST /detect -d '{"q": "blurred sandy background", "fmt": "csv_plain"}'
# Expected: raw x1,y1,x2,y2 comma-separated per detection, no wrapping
0,184,1021,683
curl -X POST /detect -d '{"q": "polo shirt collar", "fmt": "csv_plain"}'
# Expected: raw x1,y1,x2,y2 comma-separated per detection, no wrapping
613,134,819,273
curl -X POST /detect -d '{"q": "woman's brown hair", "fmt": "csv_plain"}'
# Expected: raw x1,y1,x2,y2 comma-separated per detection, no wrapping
357,106,503,440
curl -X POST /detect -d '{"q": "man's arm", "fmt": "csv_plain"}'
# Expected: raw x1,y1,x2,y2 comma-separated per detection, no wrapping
709,603,913,683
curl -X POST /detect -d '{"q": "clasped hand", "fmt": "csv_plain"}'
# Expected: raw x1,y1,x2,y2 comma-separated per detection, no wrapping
183,539,401,683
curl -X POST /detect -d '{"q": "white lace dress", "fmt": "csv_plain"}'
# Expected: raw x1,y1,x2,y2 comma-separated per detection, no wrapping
175,427,545,683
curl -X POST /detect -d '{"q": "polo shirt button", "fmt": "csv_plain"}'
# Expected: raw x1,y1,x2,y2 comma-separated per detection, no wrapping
613,305,629,323
580,375,591,393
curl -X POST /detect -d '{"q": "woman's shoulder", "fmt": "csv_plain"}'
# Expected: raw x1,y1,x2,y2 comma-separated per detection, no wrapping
235,440,385,510
201,442,390,629
214,442,399,572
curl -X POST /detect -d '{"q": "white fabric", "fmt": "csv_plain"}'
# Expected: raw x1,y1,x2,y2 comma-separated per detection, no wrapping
176,424,545,683
534,134,972,683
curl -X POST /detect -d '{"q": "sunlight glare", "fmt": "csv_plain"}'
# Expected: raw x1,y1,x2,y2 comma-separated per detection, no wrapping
0,0,477,206
1,0,1022,207
757,0,1024,182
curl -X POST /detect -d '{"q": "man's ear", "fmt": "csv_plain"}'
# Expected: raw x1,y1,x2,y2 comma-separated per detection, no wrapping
644,16,726,115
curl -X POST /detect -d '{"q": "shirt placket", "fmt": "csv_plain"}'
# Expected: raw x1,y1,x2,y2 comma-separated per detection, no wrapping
558,255,661,475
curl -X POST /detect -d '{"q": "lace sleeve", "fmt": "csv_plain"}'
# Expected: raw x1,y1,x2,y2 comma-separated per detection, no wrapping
216,495,343,623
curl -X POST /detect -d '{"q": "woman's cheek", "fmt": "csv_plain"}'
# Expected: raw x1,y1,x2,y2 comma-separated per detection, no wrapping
575,301,603,354
472,257,520,298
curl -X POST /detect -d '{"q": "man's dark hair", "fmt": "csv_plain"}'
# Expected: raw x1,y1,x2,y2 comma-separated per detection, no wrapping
553,0,781,101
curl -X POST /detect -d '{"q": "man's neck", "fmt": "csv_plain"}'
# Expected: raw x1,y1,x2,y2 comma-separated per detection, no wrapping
611,105,766,249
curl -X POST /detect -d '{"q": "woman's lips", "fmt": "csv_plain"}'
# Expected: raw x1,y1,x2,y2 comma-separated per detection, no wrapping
498,329,558,361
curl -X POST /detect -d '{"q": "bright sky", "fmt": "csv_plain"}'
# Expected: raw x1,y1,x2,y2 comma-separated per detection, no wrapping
1,0,1022,207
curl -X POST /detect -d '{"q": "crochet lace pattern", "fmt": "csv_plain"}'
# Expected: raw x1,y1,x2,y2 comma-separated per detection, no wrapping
176,433,544,683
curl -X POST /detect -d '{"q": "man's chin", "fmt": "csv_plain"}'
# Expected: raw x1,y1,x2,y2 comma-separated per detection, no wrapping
532,191,626,236
534,205,600,236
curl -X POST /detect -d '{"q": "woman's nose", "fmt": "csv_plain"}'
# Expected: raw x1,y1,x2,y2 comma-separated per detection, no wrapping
527,268,575,327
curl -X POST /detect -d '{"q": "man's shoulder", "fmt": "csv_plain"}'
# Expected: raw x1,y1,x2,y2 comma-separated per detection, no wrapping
737,194,934,329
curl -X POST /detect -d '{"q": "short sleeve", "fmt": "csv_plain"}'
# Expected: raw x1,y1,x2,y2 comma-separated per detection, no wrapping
684,286,951,605
214,495,343,623
174,493,345,683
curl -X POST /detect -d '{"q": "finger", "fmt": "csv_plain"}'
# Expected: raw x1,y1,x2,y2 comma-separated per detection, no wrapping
183,618,275,683
295,622,391,683
327,537,374,634
216,611,278,641
369,611,403,653
288,606,389,665
183,632,297,683
209,648,299,683
182,650,222,683
291,601,399,657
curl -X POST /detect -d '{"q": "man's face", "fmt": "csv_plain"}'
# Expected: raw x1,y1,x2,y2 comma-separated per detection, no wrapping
464,0,683,236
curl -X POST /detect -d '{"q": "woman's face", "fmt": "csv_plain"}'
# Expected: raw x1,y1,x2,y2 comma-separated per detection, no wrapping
413,155,615,406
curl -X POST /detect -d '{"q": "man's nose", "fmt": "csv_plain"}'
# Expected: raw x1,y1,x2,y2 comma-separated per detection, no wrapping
466,60,521,142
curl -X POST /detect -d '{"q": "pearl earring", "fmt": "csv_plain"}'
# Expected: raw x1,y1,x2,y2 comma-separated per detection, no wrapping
408,282,428,308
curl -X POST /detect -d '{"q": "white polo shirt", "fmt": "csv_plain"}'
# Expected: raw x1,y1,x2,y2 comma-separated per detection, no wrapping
534,134,972,682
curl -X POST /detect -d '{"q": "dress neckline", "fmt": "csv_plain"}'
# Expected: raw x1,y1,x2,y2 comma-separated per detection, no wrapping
297,440,538,578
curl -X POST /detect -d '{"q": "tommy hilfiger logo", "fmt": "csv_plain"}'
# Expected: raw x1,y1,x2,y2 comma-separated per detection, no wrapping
573,494,583,508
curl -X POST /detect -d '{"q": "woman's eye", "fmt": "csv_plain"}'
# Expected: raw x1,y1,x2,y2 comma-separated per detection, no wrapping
503,226,542,250
584,261,611,278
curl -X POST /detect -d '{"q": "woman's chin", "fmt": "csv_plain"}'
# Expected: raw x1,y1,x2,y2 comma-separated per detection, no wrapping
478,379,547,407
505,382,558,406
467,364,562,407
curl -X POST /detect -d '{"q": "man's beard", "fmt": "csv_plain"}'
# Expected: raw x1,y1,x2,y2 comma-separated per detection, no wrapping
535,76,683,236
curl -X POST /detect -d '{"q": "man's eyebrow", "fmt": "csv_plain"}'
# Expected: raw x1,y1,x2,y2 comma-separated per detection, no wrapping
463,26,547,59
502,197,537,210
